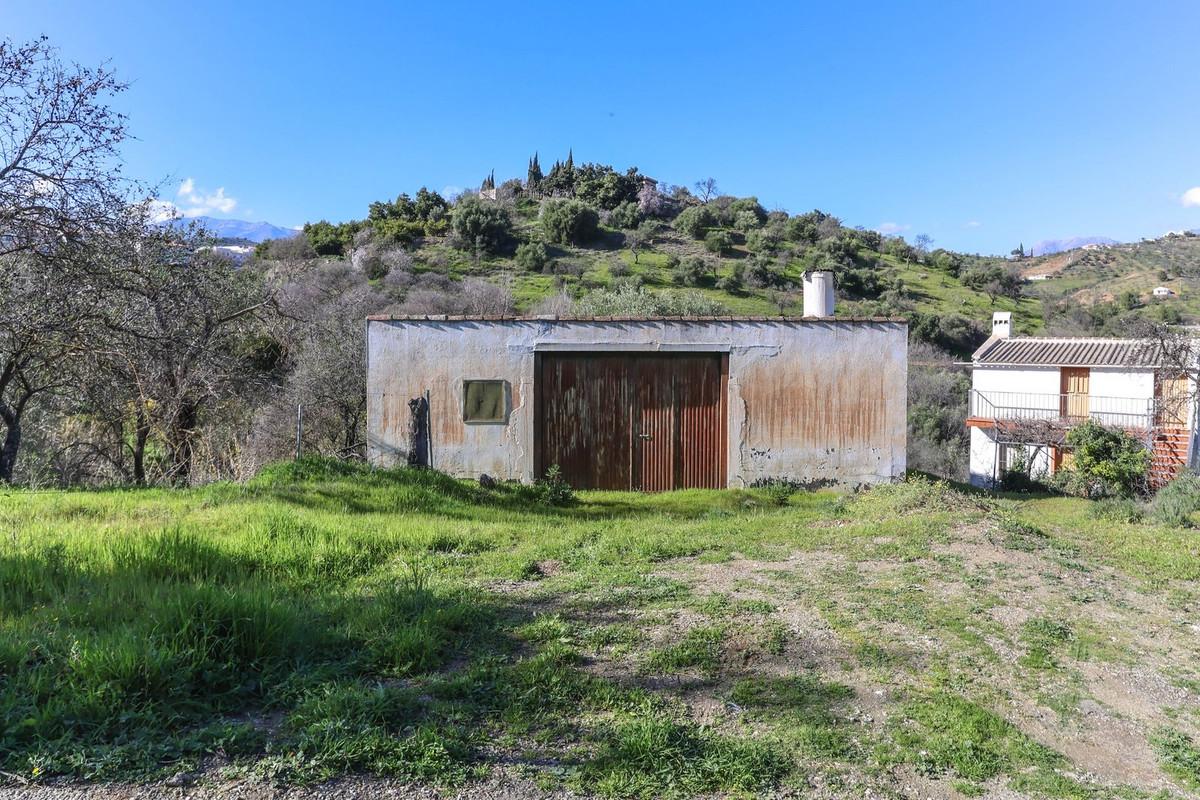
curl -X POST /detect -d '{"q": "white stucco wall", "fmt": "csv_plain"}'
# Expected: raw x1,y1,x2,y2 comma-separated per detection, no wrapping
971,367,1060,416
968,426,996,488
365,318,908,488
1088,368,1154,400
969,426,1053,488
972,366,1059,395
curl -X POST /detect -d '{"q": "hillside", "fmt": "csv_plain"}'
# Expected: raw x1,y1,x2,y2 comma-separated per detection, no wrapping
1021,234,1200,330
260,162,1046,356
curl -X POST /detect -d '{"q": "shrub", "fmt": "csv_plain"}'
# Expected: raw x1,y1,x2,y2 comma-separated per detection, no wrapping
256,235,316,261
673,205,717,239
1054,420,1149,498
716,263,745,293
1149,472,1200,527
746,224,785,254
908,312,987,357
354,245,390,280
373,217,427,245
540,199,600,245
450,196,513,255
755,478,799,506
728,197,767,228
303,220,364,257
745,257,789,289
607,201,641,230
535,465,574,506
514,241,551,272
672,256,714,288
704,230,734,256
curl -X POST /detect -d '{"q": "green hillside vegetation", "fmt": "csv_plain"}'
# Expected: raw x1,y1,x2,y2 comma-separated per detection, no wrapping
1022,234,1200,333
259,154,1045,357
3,463,1200,797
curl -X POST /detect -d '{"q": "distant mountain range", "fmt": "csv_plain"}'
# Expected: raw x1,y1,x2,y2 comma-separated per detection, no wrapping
165,216,297,243
1029,236,1119,256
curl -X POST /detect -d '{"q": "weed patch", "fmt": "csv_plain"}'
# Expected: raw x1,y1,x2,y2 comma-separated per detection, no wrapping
1152,727,1200,788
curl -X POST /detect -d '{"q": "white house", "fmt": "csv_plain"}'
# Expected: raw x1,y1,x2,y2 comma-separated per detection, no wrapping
365,274,908,491
966,312,1195,489
1153,286,1176,298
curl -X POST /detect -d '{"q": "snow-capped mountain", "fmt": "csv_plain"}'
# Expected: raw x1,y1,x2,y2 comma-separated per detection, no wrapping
1029,236,1119,256
165,216,298,243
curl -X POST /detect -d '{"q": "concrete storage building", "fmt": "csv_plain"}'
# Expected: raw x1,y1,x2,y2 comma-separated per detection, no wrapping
366,273,908,490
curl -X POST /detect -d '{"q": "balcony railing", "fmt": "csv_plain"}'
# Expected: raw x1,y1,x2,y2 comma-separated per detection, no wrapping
969,390,1156,430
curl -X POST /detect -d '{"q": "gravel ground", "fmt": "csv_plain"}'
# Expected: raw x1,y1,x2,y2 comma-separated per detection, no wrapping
0,774,587,800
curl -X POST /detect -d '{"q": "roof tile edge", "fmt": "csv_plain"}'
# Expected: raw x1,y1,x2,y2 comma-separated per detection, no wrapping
365,314,908,323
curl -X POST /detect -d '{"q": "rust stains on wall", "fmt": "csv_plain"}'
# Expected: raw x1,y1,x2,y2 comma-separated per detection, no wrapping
739,357,889,450
366,318,907,486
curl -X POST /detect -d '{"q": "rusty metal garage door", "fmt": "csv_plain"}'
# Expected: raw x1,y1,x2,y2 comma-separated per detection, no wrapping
535,353,727,491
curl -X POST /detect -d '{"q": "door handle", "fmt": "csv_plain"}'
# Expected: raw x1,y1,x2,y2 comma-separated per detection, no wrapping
638,433,653,440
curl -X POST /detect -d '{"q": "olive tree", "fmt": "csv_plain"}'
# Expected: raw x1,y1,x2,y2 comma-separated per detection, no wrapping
540,198,599,245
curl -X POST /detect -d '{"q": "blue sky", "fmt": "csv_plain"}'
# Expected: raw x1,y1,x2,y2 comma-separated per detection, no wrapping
7,0,1200,254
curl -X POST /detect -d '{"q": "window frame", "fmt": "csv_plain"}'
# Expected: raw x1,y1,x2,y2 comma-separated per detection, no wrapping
461,379,510,425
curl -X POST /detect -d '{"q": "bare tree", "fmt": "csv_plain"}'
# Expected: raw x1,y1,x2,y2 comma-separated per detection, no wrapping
1131,321,1199,424
0,37,134,482
95,226,276,484
693,177,719,203
914,234,934,258
0,37,132,257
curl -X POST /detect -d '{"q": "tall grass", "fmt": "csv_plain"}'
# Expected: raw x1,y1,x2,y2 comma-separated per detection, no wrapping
2,464,1196,794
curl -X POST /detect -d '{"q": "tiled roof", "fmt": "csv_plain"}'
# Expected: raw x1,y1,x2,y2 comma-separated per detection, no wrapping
366,314,907,323
972,337,1164,367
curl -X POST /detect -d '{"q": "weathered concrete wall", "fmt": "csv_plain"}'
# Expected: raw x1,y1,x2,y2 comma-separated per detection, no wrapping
366,318,908,487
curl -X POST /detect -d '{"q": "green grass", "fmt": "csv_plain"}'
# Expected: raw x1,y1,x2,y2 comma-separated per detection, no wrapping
1152,728,1200,788
642,625,726,676
2,462,1198,797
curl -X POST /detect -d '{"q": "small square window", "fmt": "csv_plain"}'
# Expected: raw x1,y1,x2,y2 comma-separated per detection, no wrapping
463,380,507,423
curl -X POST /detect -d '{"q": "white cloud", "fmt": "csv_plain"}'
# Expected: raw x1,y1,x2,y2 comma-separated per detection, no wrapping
175,177,238,217
1182,187,1200,208
441,185,465,201
875,222,910,235
965,220,982,228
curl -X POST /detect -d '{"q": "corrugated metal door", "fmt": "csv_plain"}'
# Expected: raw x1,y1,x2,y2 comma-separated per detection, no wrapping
537,353,726,491
536,354,633,490
634,357,676,492
676,355,727,489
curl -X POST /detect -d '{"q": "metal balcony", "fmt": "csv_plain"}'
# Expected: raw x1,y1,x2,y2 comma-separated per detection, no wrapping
968,390,1156,431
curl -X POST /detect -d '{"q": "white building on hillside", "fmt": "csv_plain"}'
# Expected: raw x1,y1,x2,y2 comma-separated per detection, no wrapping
966,313,1196,489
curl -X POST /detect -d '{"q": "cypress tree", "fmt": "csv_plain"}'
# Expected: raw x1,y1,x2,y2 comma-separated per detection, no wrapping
527,152,542,190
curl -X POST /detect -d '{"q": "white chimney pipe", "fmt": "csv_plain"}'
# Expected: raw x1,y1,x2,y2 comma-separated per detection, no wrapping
992,311,1012,339
802,270,835,317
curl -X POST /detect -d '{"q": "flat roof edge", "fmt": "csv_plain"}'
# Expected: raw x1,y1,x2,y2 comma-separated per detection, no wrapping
365,314,908,324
